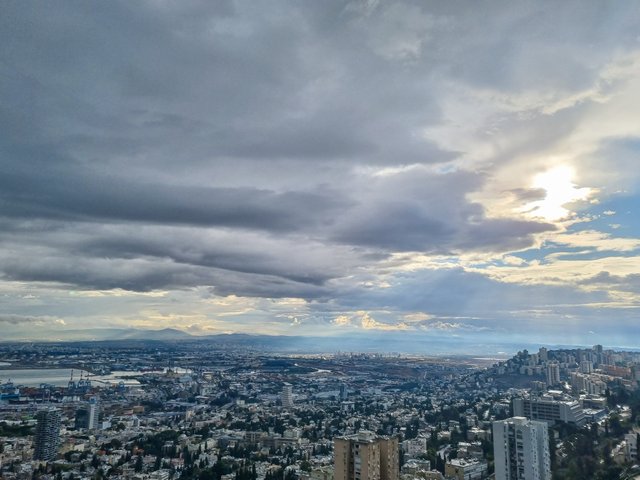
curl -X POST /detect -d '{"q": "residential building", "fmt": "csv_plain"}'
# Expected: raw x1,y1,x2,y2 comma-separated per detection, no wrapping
282,383,293,408
625,433,638,461
580,360,593,374
545,363,560,387
538,348,548,362
512,396,585,427
340,383,348,401
444,458,487,480
493,417,551,480
75,397,99,430
34,408,61,461
334,431,399,480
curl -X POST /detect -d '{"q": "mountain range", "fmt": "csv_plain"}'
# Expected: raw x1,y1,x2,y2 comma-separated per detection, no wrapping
0,326,570,356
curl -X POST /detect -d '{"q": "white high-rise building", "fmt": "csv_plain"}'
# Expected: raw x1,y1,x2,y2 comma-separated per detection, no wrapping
580,360,593,374
75,397,99,430
546,362,560,386
281,383,293,408
493,417,551,480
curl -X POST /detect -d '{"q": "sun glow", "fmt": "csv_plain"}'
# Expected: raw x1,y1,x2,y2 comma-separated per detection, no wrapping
523,165,592,221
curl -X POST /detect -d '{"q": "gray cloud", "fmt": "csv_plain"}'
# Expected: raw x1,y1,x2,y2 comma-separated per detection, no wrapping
507,188,547,203
0,0,638,342
328,267,608,317
0,154,348,232
333,169,555,252
579,271,640,292
0,314,60,325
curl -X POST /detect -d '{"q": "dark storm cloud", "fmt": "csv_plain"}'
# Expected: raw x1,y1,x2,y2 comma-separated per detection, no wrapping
0,244,332,298
0,221,368,296
339,205,555,253
333,169,555,252
0,0,453,169
73,227,355,287
0,151,347,231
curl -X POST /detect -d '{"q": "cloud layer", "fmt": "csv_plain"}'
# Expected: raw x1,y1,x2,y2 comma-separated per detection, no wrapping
1,1,640,346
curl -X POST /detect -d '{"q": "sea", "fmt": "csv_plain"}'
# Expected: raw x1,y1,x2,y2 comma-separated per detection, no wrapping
0,368,90,387
0,368,141,387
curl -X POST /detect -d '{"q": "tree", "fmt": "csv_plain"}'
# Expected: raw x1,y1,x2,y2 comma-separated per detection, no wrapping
285,470,297,480
603,443,612,467
183,446,193,466
608,414,624,437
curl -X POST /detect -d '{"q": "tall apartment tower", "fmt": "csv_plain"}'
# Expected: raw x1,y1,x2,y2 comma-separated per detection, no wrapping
493,417,551,480
537,347,548,362
75,397,99,430
34,408,61,461
546,362,560,386
340,383,348,401
334,431,399,480
281,383,293,408
580,360,593,374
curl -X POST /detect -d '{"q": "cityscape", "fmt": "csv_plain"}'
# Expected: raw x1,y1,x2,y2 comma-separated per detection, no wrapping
1,340,640,479
2,1,640,480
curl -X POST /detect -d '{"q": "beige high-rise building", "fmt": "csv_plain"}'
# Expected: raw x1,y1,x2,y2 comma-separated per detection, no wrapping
334,431,398,480
545,362,560,386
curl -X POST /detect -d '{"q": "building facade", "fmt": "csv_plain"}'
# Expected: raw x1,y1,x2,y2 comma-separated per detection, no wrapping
334,431,398,480
34,408,61,461
281,383,293,408
512,396,585,427
75,397,99,430
493,417,551,480
545,362,560,386
444,458,488,480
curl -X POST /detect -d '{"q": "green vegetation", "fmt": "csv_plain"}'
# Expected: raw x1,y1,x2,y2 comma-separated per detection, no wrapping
0,421,33,437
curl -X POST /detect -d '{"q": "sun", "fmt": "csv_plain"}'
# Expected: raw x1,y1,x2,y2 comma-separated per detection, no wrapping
523,165,592,221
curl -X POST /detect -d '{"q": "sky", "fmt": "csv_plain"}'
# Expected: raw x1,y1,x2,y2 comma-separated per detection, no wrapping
1,1,640,348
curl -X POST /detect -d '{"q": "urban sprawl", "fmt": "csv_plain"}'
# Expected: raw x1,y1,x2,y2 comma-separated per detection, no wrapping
1,342,640,480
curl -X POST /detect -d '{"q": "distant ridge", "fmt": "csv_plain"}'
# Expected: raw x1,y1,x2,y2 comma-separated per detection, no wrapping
3,327,194,342
2,327,624,356
122,327,193,340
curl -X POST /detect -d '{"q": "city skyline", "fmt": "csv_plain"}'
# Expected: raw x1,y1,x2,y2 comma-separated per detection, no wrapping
1,2,640,347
